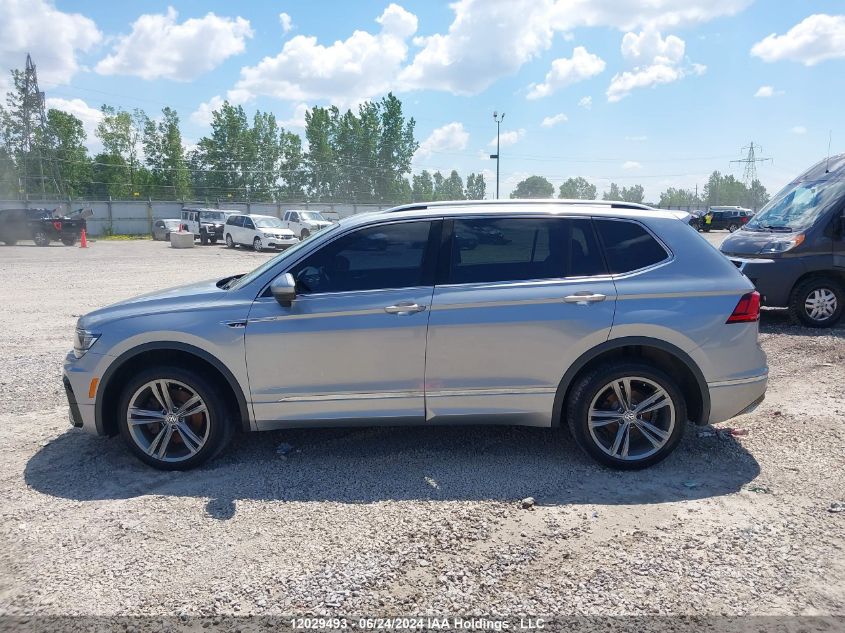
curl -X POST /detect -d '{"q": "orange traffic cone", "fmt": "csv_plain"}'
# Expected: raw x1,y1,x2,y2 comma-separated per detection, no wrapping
80,228,88,248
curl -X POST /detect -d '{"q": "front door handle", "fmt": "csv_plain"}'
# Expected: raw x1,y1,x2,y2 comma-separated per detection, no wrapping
384,302,426,315
563,292,607,305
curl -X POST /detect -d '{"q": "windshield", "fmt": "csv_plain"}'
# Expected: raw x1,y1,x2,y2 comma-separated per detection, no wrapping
254,217,284,228
200,211,225,221
301,212,325,221
226,223,340,291
746,179,845,231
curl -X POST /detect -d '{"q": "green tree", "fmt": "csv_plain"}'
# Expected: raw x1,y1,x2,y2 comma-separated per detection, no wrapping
45,109,92,198
279,131,306,200
511,175,554,199
658,187,700,207
194,101,252,199
620,184,645,203
432,169,465,200
748,178,770,210
465,172,486,200
602,182,622,200
96,106,149,197
143,107,190,199
412,170,434,201
376,93,418,202
304,106,335,201
558,176,596,200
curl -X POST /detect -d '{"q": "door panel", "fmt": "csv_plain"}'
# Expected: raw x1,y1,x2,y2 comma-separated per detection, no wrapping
424,216,616,426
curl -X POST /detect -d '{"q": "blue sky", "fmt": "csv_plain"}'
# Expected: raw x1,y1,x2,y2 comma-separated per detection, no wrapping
4,0,844,200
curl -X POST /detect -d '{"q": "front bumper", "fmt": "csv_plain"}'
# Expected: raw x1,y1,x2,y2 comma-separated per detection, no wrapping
267,236,299,248
707,373,768,425
63,350,109,435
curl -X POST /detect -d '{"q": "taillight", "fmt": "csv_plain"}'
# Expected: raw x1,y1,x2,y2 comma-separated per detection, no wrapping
53,220,62,231
727,291,760,323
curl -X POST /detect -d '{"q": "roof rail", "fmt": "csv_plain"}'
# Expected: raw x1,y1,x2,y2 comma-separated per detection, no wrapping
384,199,654,213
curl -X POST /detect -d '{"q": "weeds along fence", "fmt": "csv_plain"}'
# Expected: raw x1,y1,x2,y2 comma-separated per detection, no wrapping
0,199,390,236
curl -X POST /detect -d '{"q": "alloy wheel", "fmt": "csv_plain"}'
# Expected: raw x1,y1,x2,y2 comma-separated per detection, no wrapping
126,379,210,463
225,234,234,248
804,288,837,322
587,376,676,461
253,237,263,252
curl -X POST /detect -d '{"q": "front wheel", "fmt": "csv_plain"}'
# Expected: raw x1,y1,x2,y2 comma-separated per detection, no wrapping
33,230,50,246
210,235,218,245
225,233,235,248
789,277,843,328
300,229,310,240
566,362,686,470
118,366,233,470
61,235,77,246
253,236,263,252
200,231,209,246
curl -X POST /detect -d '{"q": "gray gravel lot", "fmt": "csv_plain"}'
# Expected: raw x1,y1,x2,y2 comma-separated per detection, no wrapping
0,234,843,617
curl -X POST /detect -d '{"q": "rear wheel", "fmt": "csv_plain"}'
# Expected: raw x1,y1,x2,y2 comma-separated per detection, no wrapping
33,230,50,246
225,233,235,248
566,362,686,470
789,277,843,328
253,236,263,252
118,366,233,470
728,223,739,232
61,235,77,246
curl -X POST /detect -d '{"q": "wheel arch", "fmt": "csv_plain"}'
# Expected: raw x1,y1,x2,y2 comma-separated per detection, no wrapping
789,269,845,297
95,342,251,436
552,337,710,427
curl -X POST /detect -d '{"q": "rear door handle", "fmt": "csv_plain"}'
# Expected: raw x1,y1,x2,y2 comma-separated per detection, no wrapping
384,302,426,315
563,292,607,305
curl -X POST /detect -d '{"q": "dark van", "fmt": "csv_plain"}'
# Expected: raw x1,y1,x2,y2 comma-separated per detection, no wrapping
720,153,845,328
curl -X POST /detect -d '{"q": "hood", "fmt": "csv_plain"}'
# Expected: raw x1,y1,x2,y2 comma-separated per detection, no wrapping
720,227,799,256
79,278,226,329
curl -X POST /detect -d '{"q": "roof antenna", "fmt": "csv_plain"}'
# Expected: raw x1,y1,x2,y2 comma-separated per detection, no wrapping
826,130,832,173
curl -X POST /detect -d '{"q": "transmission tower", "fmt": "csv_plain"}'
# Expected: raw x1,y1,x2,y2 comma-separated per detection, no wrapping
19,53,63,199
730,142,771,209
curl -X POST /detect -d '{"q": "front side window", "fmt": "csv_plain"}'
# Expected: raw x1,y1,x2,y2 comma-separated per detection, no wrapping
243,218,255,230
594,219,669,274
290,221,434,294
447,217,605,284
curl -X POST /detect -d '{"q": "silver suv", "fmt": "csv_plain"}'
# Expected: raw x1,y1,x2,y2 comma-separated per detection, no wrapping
63,201,768,470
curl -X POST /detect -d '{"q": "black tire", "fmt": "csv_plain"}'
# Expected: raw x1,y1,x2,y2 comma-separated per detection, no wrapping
225,233,235,248
210,236,218,245
300,229,310,240
200,231,209,246
565,362,687,470
117,366,234,471
165,233,171,242
728,223,739,232
61,235,77,246
253,236,263,252
33,230,50,246
789,276,844,328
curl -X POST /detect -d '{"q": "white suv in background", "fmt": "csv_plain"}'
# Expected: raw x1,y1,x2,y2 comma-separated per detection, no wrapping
282,210,333,239
224,214,298,251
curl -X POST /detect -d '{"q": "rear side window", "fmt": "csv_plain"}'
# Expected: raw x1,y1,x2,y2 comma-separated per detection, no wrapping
447,217,605,284
594,219,669,274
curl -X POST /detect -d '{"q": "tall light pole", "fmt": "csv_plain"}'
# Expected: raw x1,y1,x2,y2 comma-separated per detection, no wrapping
490,111,505,199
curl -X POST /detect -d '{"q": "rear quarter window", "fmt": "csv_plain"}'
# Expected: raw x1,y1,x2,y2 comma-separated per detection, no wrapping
594,219,669,274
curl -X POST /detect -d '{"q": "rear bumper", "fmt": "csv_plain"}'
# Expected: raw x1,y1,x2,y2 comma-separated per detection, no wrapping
707,373,768,425
728,257,802,307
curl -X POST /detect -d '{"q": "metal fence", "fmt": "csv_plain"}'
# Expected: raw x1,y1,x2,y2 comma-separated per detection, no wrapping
0,199,391,236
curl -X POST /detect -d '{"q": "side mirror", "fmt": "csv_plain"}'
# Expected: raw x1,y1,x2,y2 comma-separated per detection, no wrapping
270,273,297,306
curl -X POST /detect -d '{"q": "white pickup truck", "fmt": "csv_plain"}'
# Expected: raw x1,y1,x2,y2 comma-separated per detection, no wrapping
281,210,334,240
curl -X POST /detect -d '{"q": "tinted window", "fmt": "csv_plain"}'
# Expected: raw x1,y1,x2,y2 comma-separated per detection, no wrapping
290,221,434,293
594,219,669,274
243,217,254,229
290,212,299,221
447,217,605,284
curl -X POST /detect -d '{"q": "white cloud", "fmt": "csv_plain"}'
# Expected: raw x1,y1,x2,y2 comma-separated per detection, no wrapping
0,0,101,91
751,14,845,66
190,95,225,126
280,103,309,130
398,0,749,95
96,7,253,81
791,126,807,135
489,129,525,148
527,47,606,99
279,12,293,33
607,28,704,102
416,122,470,158
578,96,593,109
754,85,784,98
541,113,569,127
45,97,103,152
622,160,642,170
228,3,417,107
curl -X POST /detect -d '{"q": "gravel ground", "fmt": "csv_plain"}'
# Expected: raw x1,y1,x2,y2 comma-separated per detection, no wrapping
0,235,843,619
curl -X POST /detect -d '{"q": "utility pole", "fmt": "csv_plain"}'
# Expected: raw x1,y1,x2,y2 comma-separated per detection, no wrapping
18,54,62,200
730,141,771,210
490,111,505,199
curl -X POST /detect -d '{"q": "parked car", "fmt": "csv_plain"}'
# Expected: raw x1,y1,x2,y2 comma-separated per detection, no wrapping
700,207,754,232
0,208,87,246
281,210,334,239
180,208,235,245
224,214,298,251
721,153,845,328
152,219,182,241
64,199,767,471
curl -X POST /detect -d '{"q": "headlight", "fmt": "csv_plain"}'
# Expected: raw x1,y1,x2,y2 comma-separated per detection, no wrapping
761,233,804,254
73,328,100,358
263,232,274,238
